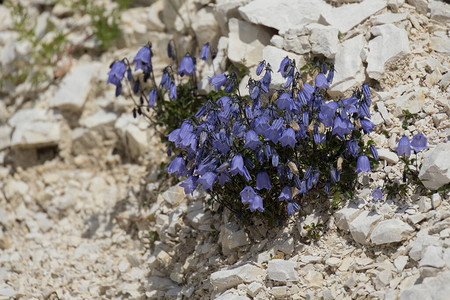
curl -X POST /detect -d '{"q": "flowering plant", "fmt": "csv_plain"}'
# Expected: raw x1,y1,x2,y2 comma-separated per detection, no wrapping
107,42,232,154
166,56,380,222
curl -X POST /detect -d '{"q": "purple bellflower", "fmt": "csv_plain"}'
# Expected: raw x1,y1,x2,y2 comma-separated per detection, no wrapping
256,60,265,76
209,74,227,91
230,154,251,181
200,43,210,61
280,127,296,147
148,89,157,107
360,118,375,134
256,171,272,190
180,176,198,194
356,155,371,173
178,54,195,76
198,172,217,191
107,61,126,87
370,145,379,160
279,186,293,201
167,156,185,177
411,133,427,153
315,73,329,89
240,186,264,212
276,93,294,110
397,136,411,157
133,45,152,73
244,130,262,150
169,82,177,100
372,188,383,200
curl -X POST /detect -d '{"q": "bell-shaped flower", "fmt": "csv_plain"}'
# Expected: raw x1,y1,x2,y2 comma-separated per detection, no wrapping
200,42,210,61
280,127,296,147
256,60,265,76
279,186,293,201
178,54,195,76
360,118,375,134
356,155,371,173
278,56,291,77
332,116,353,139
275,93,294,111
319,101,337,127
133,46,152,73
346,139,360,157
240,186,264,212
254,117,270,135
260,68,272,93
256,171,272,190
218,171,231,186
198,171,217,191
247,194,264,212
372,188,383,200
411,133,427,153
265,117,284,143
148,89,157,107
169,82,177,100
107,61,126,87
327,65,334,83
230,155,251,181
315,73,329,89
180,176,198,194
287,201,300,216
244,130,262,150
370,145,379,160
209,74,227,91
397,136,411,157
167,156,185,177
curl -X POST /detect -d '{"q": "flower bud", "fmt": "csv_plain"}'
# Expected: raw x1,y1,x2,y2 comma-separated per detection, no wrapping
287,161,299,174
290,120,300,131
337,156,343,171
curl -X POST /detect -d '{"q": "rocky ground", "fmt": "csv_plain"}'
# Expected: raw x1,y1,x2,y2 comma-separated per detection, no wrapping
0,0,449,299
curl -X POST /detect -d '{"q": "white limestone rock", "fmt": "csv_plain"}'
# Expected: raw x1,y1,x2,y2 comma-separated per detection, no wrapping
418,142,450,190
270,34,311,55
192,7,220,47
9,109,61,149
219,224,251,255
238,0,331,32
372,13,407,25
307,24,339,58
267,259,299,282
406,0,429,14
161,185,185,207
400,271,450,300
419,245,445,268
53,63,99,112
384,89,425,117
79,111,116,129
409,235,441,261
430,0,450,24
370,219,414,245
0,126,12,150
387,0,405,12
349,210,382,244
429,34,450,54
261,46,306,90
377,149,399,164
319,0,386,34
334,206,362,231
375,101,393,125
227,18,272,67
210,263,266,291
394,256,408,272
214,0,251,35
367,24,410,80
328,34,366,97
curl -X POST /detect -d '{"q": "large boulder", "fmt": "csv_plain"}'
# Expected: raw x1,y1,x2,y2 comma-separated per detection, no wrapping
419,142,450,190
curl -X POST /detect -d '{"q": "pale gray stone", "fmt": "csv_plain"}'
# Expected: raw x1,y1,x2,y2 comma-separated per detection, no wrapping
367,24,410,80
271,34,311,55
227,18,272,67
161,185,185,207
394,255,408,271
11,119,61,149
319,0,386,33
0,126,11,150
210,263,265,291
419,142,450,190
409,235,441,261
387,0,405,12
429,35,450,54
440,71,450,89
373,269,392,290
147,276,178,291
215,292,250,300
430,0,450,24
247,282,263,297
349,210,382,244
334,206,362,231
370,219,414,245
121,0,164,34
79,111,116,129
328,34,366,97
406,0,429,14
418,197,432,213
384,89,425,117
125,124,148,159
214,0,251,35
400,271,450,300
375,101,393,126
238,0,331,32
307,24,339,58
372,13,407,25
377,149,399,164
220,224,250,255
267,259,299,282
419,245,445,268
192,7,220,47
53,63,99,111
326,257,341,268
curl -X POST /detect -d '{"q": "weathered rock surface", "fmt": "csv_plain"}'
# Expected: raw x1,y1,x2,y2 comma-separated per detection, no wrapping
349,210,382,244
227,18,272,67
328,34,365,96
210,263,266,291
267,259,299,282
418,142,450,190
400,271,450,299
367,24,410,80
370,219,414,245
307,24,339,58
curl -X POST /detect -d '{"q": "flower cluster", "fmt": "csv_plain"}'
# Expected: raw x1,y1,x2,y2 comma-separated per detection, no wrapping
167,56,379,219
397,133,427,157
106,42,215,147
